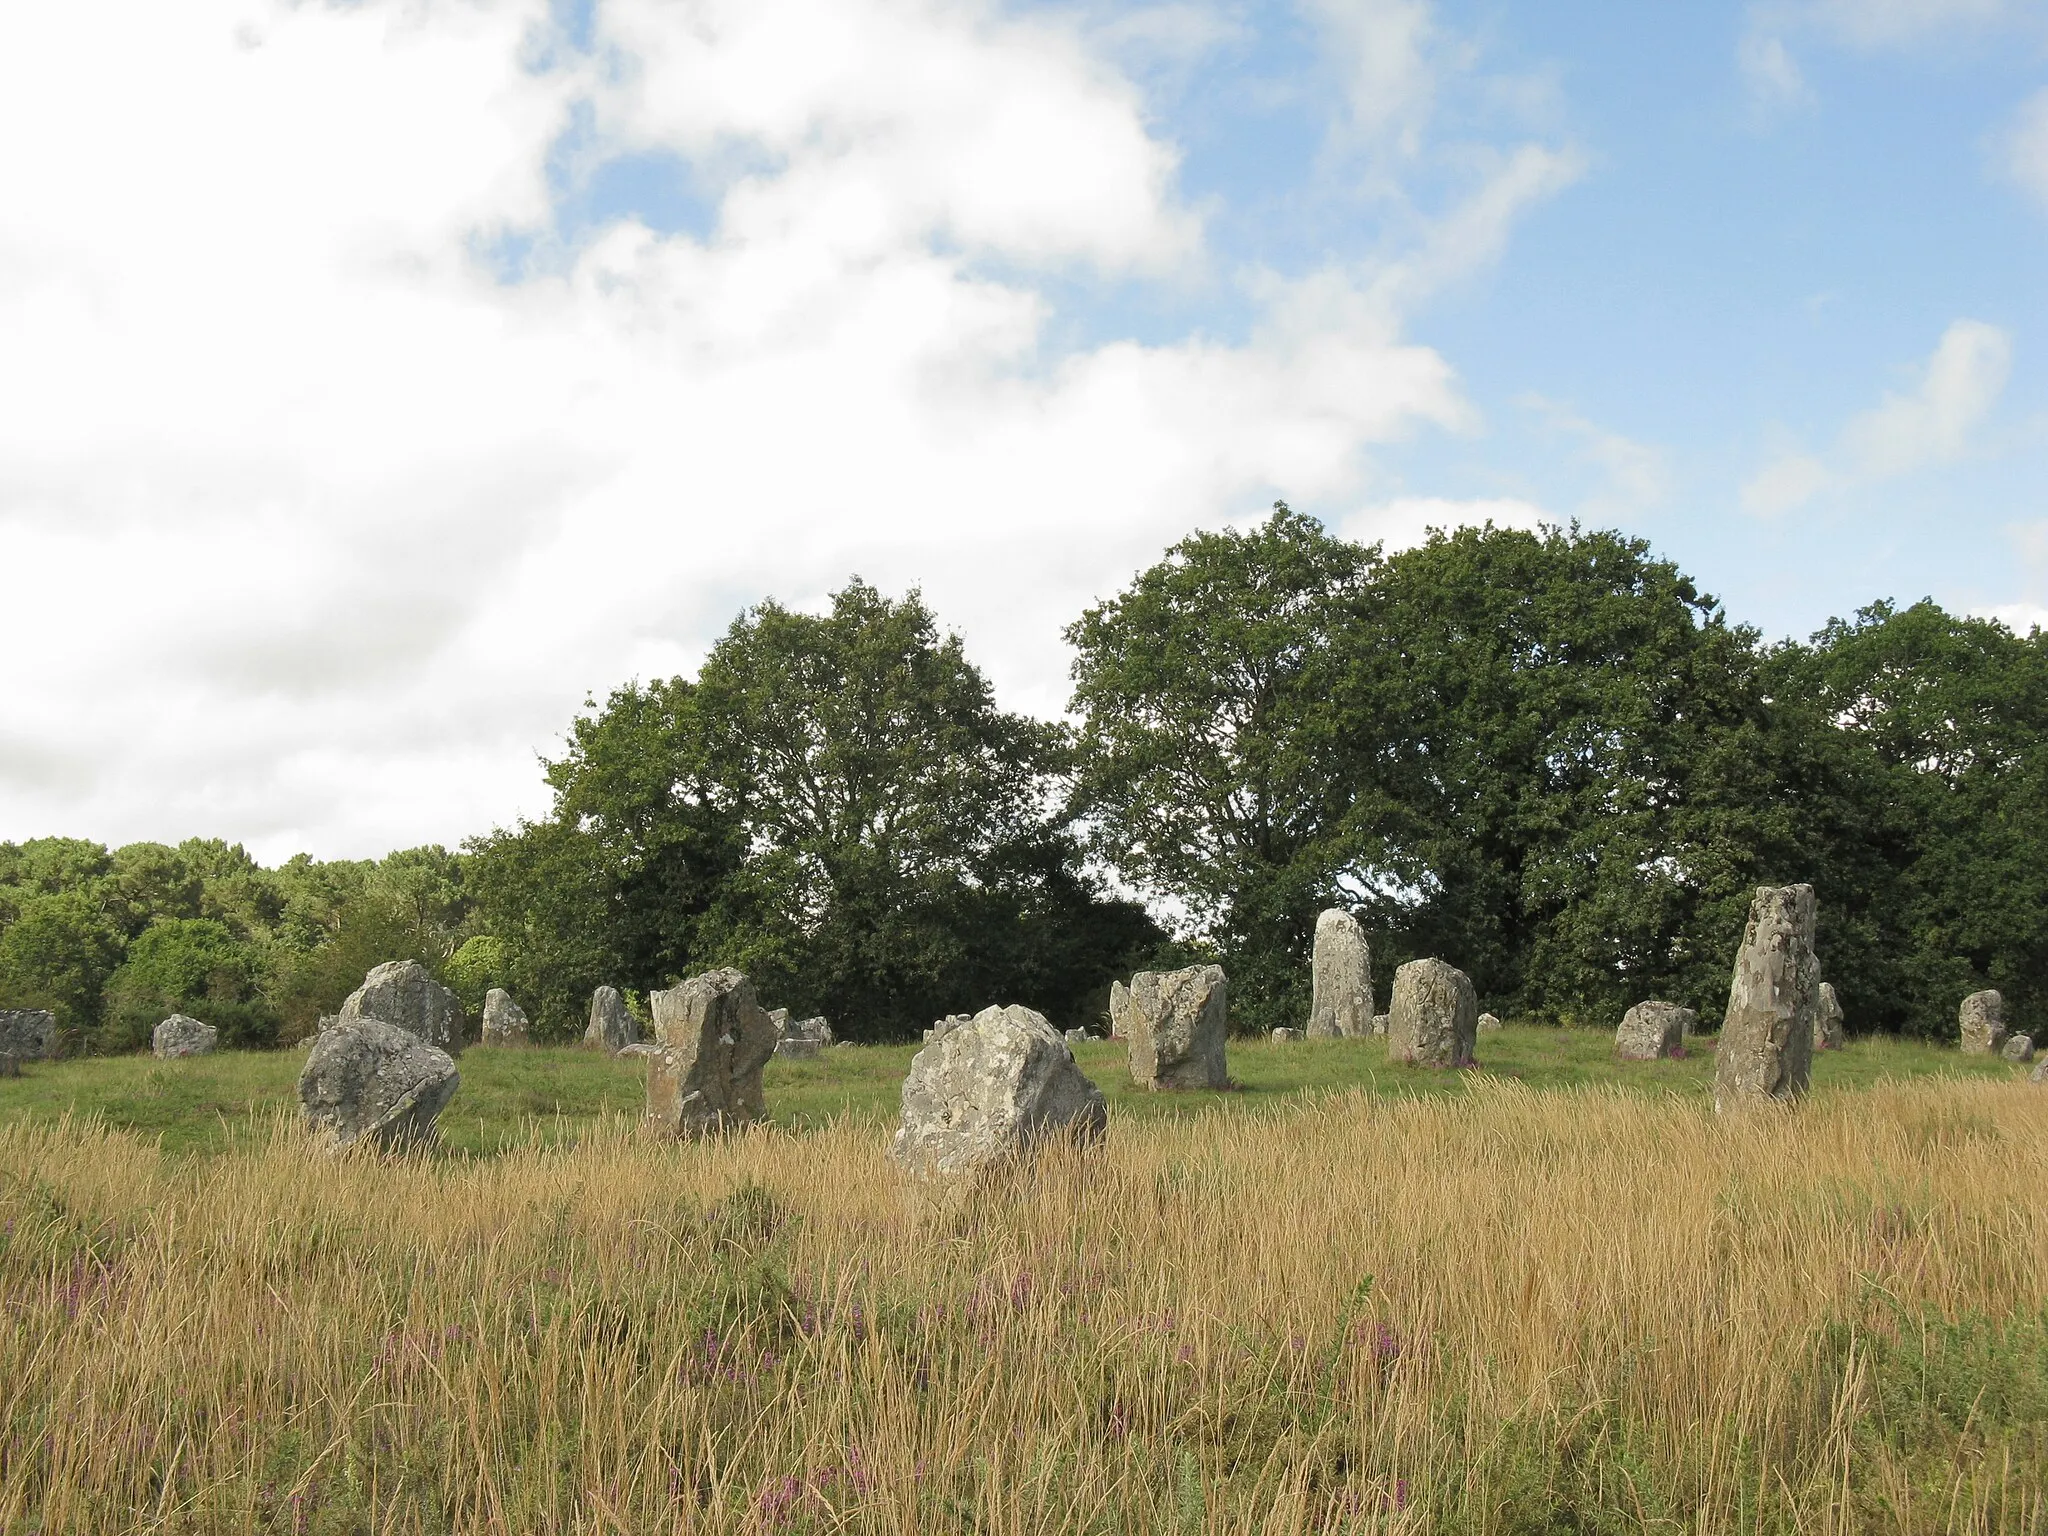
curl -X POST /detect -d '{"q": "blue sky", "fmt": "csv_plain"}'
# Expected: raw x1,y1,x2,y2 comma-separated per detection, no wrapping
2,0,2045,856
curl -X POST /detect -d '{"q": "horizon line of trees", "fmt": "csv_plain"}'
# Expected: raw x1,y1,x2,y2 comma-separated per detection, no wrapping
3,510,2044,1050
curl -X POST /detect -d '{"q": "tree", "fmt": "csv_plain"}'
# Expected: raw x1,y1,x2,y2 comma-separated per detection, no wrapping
0,891,124,1042
100,917,276,1052
1066,507,1390,1031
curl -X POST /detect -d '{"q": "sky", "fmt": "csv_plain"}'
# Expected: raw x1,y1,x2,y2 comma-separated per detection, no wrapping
3,0,2046,862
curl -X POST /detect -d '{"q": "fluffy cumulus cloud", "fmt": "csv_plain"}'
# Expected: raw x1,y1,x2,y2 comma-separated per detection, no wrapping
1742,320,2012,514
0,0,1571,858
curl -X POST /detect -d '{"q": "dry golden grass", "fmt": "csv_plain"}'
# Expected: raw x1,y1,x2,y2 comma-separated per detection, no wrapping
2,1078,2044,1534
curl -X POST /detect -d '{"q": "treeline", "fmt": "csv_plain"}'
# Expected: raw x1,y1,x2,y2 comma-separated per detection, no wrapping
3,513,2044,1049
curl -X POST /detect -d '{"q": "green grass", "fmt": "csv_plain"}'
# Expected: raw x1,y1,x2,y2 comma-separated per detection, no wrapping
0,1025,2022,1156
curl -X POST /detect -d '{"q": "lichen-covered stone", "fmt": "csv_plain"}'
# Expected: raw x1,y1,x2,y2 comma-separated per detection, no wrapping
297,1019,459,1154
480,989,531,1046
644,969,778,1137
1125,965,1229,1091
1615,1001,1693,1061
1371,1013,1388,1037
1713,884,1819,1113
1065,1027,1092,1046
338,961,462,1053
1959,991,2007,1055
890,1004,1106,1175
1107,981,1131,1039
2001,1033,2035,1064
152,1015,217,1058
1477,1012,1502,1034
585,986,638,1052
926,1014,972,1043
1814,983,1845,1051
775,1013,833,1062
1387,959,1477,1068
1271,1027,1300,1042
0,1009,56,1061
1306,909,1372,1039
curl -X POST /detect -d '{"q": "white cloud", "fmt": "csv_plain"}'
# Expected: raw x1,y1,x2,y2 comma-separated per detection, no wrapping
1300,0,1436,145
1737,29,1814,114
1741,320,2012,514
1999,86,2048,210
1519,396,1667,515
0,0,1548,859
1339,496,1550,553
1801,0,2012,47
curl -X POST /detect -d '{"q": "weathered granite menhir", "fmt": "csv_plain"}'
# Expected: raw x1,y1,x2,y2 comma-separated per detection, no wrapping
1306,909,1372,1039
298,1019,459,1154
1615,1001,1692,1061
480,989,531,1046
585,985,639,1052
775,1014,835,1060
644,968,778,1137
336,960,463,1053
152,1014,218,1058
1124,965,1229,1091
891,1004,1106,1175
0,1008,57,1063
1959,990,2007,1056
1386,959,1477,1068
1813,983,1845,1050
1712,884,1819,1113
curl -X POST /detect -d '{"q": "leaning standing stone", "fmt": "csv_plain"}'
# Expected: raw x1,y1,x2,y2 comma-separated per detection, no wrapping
2002,1033,2035,1064
586,986,638,1052
297,1019,459,1154
1959,991,2007,1055
1387,959,1477,1068
1712,884,1820,1113
1814,983,1845,1050
152,1015,218,1058
338,960,463,1053
1306,909,1373,1039
480,989,531,1046
1615,1001,1693,1061
890,1004,1107,1176
0,1009,57,1061
1126,965,1229,1091
644,968,779,1137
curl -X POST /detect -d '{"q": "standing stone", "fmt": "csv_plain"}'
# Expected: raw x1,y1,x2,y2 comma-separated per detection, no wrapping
585,986,638,1052
1271,1027,1300,1043
1615,1001,1693,1061
1814,983,1845,1051
1959,991,2007,1055
2001,1033,2035,1064
152,1015,218,1059
644,969,779,1137
2032,1057,2048,1085
1064,1027,1092,1046
1712,884,1819,1113
1387,959,1478,1068
480,989,531,1046
891,1004,1107,1175
297,1019,459,1154
1371,1013,1389,1037
0,1008,57,1061
1477,1012,1503,1034
1125,965,1229,1091
775,1016,833,1061
926,1014,973,1043
338,960,463,1053
1107,981,1132,1039
1306,909,1373,1039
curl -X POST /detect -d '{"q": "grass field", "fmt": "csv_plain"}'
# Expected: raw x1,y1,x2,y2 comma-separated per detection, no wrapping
0,1026,2022,1156
1,1057,2044,1534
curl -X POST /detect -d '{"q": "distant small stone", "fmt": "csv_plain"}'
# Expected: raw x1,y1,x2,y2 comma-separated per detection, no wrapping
1615,1001,1693,1061
0,1009,56,1061
891,1004,1107,1175
1814,983,1845,1050
1371,1013,1389,1037
925,1014,973,1043
1477,1012,1502,1034
616,1042,660,1058
1959,991,2007,1055
152,1014,218,1059
1387,959,1477,1068
297,1018,459,1154
2001,1033,2035,1064
586,986,639,1052
774,1014,832,1061
1125,965,1229,1091
1107,981,1132,1040
338,961,462,1053
775,1039,822,1061
480,989,531,1046
1271,1027,1300,1042
1065,1027,1092,1045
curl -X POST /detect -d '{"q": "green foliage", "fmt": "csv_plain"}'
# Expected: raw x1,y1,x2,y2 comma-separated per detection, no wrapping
99,917,275,1053
0,891,124,1041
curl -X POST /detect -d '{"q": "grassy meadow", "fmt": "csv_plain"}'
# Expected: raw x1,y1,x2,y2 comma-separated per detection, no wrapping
0,1032,2043,1533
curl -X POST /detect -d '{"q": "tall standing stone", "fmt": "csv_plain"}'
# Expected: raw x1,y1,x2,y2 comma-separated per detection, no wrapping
1712,884,1819,1113
1814,983,1845,1051
480,989,531,1046
1107,981,1132,1039
585,986,638,1052
1959,991,2007,1055
1386,959,1478,1068
338,960,463,1053
152,1015,218,1058
891,1004,1107,1175
1125,965,1229,1091
297,1018,459,1154
644,968,779,1137
1615,1001,1693,1061
1306,909,1373,1039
